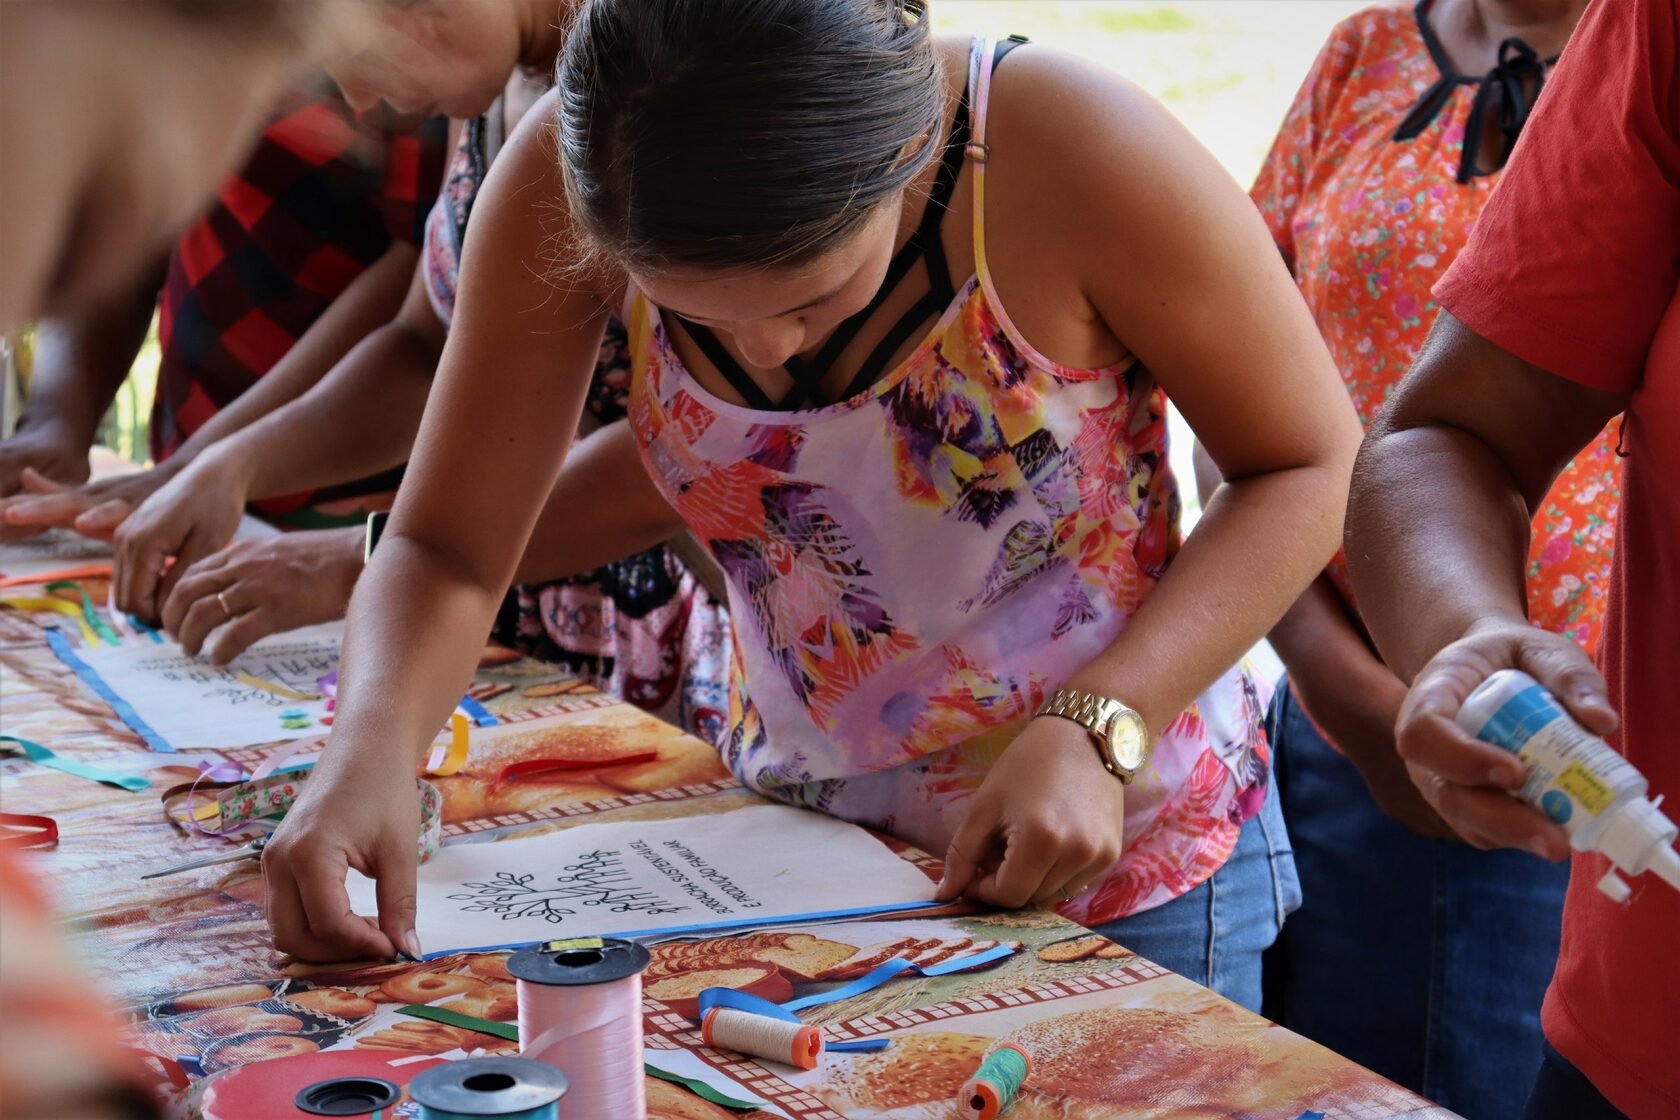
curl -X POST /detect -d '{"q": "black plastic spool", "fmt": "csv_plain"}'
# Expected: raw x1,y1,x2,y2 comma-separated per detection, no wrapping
506,937,650,988
293,1075,401,1116
408,1057,568,1117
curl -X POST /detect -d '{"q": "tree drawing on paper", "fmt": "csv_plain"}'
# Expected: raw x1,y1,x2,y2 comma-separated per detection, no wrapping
447,849,688,925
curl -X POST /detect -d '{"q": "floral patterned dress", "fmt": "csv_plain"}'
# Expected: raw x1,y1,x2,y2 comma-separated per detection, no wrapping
625,39,1270,927
1252,0,1618,652
425,102,733,744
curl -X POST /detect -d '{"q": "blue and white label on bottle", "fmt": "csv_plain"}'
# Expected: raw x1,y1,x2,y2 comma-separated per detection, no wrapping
1540,789,1574,824
1473,685,1562,754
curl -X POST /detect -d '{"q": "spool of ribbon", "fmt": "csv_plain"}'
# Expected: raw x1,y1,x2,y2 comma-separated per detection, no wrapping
960,1042,1033,1120
701,1007,823,1070
0,735,151,791
508,938,651,1120
690,942,1018,1066
409,1057,566,1120
0,813,58,849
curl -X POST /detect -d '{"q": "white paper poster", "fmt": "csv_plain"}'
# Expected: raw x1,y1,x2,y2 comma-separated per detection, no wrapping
347,804,940,955
57,622,342,752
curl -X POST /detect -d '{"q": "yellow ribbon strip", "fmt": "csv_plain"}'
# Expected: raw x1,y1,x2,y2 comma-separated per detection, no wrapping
1,597,101,646
424,712,471,777
234,670,323,702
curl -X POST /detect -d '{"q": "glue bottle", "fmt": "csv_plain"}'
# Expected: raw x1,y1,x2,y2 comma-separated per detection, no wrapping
1455,669,1680,902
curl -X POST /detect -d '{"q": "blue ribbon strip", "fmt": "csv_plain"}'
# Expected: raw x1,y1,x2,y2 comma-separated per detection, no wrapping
45,629,175,752
695,942,1017,1053
0,735,151,791
455,694,498,727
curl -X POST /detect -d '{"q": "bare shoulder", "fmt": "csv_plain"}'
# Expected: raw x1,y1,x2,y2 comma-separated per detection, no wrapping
979,42,1271,301
472,87,623,315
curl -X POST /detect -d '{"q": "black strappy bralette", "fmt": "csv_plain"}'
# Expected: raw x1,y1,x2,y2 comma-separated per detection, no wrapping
677,35,1027,411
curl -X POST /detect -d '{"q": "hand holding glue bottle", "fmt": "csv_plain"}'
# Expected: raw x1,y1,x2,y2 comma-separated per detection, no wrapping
1455,669,1680,901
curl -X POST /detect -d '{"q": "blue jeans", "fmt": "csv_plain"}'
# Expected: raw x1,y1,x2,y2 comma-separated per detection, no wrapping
1522,1042,1628,1120
1091,760,1301,1013
1265,682,1569,1120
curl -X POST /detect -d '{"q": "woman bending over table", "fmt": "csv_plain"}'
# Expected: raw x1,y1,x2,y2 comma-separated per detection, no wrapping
263,0,1362,1009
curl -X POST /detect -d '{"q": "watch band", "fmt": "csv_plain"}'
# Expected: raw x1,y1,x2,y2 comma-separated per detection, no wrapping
1037,688,1123,738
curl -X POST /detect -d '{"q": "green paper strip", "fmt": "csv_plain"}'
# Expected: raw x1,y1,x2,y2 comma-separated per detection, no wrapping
0,735,150,792
396,1005,766,1111
43,581,122,646
643,1065,766,1112
396,1003,520,1042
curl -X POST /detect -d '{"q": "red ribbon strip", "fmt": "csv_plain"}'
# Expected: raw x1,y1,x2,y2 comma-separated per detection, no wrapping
0,813,59,849
495,750,659,786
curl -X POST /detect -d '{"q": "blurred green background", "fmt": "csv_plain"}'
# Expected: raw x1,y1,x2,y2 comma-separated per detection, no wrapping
58,1,1367,466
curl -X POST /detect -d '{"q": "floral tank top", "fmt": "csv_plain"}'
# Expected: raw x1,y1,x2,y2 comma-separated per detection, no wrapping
1252,1,1618,652
625,38,1269,925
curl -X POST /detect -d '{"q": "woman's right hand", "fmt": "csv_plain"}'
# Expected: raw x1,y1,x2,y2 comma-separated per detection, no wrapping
111,448,254,622
261,763,422,962
1394,616,1618,859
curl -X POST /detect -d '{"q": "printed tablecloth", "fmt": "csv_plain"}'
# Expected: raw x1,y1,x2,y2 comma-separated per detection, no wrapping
0,579,1459,1118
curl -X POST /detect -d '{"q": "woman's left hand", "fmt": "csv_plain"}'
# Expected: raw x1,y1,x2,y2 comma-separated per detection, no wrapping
936,716,1127,911
162,527,363,664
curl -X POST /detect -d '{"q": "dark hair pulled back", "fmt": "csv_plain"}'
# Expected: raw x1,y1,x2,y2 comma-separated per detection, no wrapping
557,0,944,273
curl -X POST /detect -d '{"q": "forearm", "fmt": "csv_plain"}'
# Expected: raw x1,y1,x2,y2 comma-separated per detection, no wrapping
1269,573,1387,684
21,272,160,448
1067,462,1346,738
210,322,436,502
1345,423,1532,683
172,243,419,464
317,536,501,783
514,422,685,583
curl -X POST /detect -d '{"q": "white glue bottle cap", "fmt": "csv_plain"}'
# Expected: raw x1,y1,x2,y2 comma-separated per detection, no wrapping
1593,795,1680,901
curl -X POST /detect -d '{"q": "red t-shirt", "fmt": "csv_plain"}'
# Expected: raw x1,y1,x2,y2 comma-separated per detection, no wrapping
1435,0,1680,1115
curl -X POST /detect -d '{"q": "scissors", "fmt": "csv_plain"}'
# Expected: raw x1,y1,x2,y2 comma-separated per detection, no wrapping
140,836,268,880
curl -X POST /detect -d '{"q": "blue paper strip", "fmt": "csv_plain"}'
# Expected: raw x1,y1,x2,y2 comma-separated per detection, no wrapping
45,629,175,752
456,694,498,727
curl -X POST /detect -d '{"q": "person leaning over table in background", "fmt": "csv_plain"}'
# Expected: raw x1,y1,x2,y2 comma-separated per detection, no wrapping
0,4,376,1118
1346,0,1680,1116
1191,2,1608,1117
0,92,447,546
261,0,1364,1012
55,0,735,745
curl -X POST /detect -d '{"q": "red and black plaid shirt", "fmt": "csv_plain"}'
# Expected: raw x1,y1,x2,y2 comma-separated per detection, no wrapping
151,93,447,520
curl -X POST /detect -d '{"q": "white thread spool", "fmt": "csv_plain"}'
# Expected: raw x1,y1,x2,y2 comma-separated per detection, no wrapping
509,939,650,1120
700,1007,823,1070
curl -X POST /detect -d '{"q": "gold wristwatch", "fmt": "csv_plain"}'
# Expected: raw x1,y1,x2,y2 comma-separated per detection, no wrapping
1036,688,1151,783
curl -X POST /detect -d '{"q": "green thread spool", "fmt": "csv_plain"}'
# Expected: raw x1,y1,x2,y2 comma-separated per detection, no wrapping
960,1042,1032,1120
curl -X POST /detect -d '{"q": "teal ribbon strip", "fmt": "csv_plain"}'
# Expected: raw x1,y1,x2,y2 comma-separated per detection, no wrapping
396,1005,766,1111
127,614,164,643
43,581,122,646
0,735,151,791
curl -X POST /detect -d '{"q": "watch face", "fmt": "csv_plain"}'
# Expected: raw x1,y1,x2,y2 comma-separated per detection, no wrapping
1106,710,1149,773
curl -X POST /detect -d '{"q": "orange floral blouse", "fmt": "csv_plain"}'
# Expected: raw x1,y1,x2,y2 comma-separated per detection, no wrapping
1253,0,1618,653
